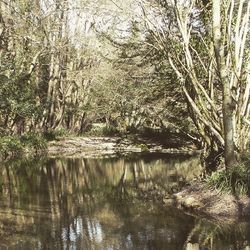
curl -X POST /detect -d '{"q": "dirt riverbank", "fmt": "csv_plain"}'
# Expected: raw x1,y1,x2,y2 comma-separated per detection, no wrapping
172,181,250,221
47,136,200,158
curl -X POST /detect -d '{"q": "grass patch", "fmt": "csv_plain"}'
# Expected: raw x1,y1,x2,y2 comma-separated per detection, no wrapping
206,156,250,196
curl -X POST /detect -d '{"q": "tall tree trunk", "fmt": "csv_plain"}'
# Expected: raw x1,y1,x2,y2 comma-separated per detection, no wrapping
212,0,236,169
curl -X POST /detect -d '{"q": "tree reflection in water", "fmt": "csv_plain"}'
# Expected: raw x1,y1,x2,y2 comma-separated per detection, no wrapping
0,154,249,249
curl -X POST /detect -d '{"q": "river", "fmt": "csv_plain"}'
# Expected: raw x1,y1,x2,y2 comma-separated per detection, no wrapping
0,153,249,249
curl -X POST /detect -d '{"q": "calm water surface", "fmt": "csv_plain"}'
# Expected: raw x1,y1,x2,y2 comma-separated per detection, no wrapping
0,153,250,250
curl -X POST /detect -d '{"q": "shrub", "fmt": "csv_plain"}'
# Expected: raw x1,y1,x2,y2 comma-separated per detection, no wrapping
85,124,120,137
102,125,120,136
43,129,56,141
0,133,48,159
137,144,149,152
43,128,68,141
0,136,23,157
20,132,47,151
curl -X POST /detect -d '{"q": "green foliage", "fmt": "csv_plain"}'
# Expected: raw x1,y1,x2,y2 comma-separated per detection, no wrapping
102,125,120,136
0,133,48,159
20,132,47,151
43,130,57,141
206,159,250,196
0,136,23,157
84,124,120,137
242,152,250,163
43,128,69,141
137,144,149,152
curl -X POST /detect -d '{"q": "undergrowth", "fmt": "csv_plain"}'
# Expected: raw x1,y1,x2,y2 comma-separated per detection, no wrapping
0,136,23,157
43,128,69,141
84,124,120,137
0,133,47,159
206,155,250,196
